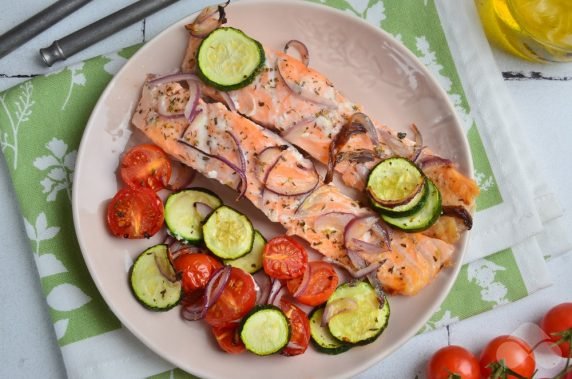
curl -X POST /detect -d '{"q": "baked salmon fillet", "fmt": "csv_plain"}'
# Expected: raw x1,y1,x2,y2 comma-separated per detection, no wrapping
180,4,479,245
131,79,455,295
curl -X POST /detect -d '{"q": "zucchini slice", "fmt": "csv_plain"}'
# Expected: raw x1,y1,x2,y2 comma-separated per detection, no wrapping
366,157,425,215
164,188,222,244
197,27,265,91
370,179,429,217
309,306,351,355
223,230,266,273
203,205,254,260
381,179,442,232
240,305,290,355
326,281,390,346
129,244,182,311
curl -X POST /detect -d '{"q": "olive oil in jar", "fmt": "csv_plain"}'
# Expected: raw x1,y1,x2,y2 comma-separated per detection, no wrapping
476,0,572,62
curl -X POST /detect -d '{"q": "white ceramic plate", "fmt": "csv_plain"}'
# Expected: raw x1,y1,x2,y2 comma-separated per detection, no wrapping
73,1,473,378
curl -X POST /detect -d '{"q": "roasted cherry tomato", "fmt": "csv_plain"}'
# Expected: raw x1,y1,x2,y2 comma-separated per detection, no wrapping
263,236,308,280
479,335,535,379
427,345,480,379
174,253,222,294
540,302,572,358
279,297,311,356
205,267,256,327
106,187,164,238
120,144,172,191
211,323,246,354
286,261,338,306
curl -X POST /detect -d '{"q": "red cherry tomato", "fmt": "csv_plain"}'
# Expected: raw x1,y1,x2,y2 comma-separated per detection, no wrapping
286,261,338,306
106,187,164,238
427,345,480,379
173,253,222,294
479,335,535,379
540,302,572,358
205,268,256,327
279,297,310,356
211,323,246,354
120,144,171,191
263,236,308,280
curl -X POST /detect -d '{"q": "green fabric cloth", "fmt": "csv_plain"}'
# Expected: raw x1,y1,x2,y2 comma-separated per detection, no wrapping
0,1,554,377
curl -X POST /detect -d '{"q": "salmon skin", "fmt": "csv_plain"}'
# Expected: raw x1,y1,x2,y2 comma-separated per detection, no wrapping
131,79,455,295
181,9,480,244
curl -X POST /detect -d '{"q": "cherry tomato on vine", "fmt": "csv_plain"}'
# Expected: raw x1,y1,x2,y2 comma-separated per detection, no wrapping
540,302,572,358
479,335,535,379
120,144,172,191
427,345,480,379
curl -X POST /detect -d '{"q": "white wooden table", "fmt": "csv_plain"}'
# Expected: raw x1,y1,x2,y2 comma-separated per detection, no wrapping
1,1,571,378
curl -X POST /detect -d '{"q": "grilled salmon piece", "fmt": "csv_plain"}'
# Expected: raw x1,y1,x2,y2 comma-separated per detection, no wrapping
131,79,456,295
180,16,479,246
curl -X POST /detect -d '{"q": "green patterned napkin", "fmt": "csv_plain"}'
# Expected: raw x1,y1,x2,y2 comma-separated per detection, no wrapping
0,1,568,378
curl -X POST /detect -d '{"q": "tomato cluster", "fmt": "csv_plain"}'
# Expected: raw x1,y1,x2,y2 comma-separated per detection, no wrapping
426,303,572,379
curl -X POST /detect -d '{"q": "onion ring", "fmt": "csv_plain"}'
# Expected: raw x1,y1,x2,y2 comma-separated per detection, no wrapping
442,205,473,230
321,297,358,326
284,40,310,66
185,0,228,37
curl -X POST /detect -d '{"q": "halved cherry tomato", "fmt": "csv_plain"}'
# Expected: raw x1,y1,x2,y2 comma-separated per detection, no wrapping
174,253,222,294
211,323,246,354
279,298,310,356
205,267,256,327
479,335,535,379
427,345,480,379
120,144,171,191
286,261,338,306
263,236,308,280
106,187,164,238
540,302,572,358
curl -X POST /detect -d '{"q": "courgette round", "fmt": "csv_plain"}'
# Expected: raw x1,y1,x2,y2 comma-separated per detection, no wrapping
164,188,222,244
129,244,182,311
326,281,390,346
203,205,254,260
223,230,266,273
239,305,290,356
366,157,426,215
309,306,351,355
197,27,265,91
381,179,442,232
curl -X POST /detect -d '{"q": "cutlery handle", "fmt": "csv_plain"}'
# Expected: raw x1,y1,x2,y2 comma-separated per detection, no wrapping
0,0,93,59
40,0,181,66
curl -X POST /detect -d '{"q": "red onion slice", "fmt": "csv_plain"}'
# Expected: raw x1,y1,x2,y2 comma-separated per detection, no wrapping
217,90,236,112
314,212,355,234
291,263,312,298
417,155,454,170
267,279,284,305
321,298,358,326
335,149,377,165
253,272,272,305
184,80,202,123
148,72,200,86
284,40,310,66
194,202,214,219
185,1,228,37
178,139,248,200
344,215,392,253
165,161,196,191
255,145,288,183
263,149,320,197
181,291,207,321
187,265,231,321
442,205,473,230
409,124,424,162
154,250,178,283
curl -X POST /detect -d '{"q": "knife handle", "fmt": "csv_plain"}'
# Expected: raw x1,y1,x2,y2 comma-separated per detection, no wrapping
40,0,180,67
0,0,93,59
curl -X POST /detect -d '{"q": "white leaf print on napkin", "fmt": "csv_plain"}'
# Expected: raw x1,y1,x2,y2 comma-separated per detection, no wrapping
33,138,76,202
35,253,67,278
47,283,91,312
54,319,69,340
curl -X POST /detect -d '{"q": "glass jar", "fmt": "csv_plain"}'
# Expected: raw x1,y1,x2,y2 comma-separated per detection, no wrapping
475,0,572,62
